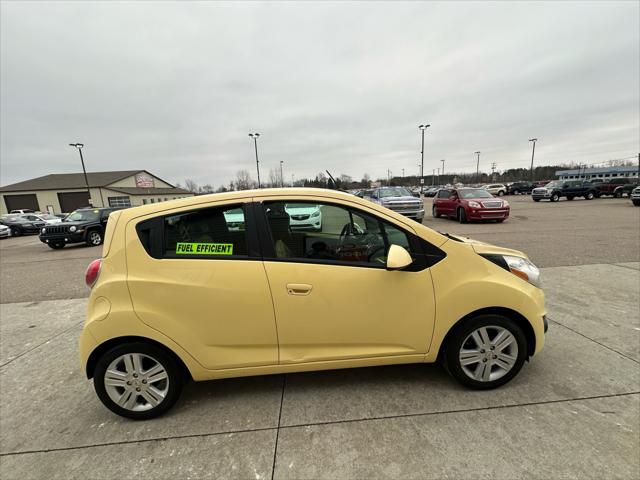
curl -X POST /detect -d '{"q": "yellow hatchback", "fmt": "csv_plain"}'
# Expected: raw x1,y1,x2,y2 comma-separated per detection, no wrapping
80,188,547,419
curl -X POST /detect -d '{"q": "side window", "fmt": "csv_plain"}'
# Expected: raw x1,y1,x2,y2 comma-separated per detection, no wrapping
438,190,451,199
163,205,248,258
262,201,411,267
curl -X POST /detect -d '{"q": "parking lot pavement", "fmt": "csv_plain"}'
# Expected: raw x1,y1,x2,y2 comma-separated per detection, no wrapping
422,195,640,268
0,262,638,479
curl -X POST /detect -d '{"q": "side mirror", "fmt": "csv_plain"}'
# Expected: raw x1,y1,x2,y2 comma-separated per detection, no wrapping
386,244,413,270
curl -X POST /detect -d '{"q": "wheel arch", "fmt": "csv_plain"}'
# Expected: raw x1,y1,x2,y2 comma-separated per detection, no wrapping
85,335,192,381
436,306,536,362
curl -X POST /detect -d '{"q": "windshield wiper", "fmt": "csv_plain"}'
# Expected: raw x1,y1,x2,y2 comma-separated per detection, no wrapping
438,231,463,242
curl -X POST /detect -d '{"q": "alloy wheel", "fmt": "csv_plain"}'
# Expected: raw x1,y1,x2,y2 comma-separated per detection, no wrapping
458,326,518,382
89,231,102,245
103,353,169,412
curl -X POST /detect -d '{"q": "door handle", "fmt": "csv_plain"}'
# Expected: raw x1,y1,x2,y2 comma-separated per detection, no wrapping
286,283,312,296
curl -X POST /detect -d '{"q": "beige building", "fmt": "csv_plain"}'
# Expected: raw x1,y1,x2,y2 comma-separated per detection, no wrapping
0,170,194,215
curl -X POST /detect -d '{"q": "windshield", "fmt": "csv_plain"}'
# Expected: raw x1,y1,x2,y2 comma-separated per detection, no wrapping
379,187,412,198
39,214,58,220
458,189,494,199
545,181,563,188
65,209,100,222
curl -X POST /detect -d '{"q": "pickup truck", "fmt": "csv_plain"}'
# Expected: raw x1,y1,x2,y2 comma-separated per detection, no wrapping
592,178,638,197
532,180,599,202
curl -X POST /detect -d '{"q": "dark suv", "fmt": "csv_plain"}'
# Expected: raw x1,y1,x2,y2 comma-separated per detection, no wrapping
39,207,118,249
531,180,599,202
507,181,536,195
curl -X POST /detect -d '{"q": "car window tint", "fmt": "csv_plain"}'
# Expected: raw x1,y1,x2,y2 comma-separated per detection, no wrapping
438,190,451,199
263,201,411,267
163,205,248,257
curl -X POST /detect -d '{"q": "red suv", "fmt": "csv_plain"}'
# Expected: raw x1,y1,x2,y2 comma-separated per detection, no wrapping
432,188,510,223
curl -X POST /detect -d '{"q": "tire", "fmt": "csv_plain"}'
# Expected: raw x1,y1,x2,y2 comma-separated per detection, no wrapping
86,229,103,246
632,200,640,206
444,315,527,390
512,190,519,195
93,342,184,420
48,241,65,249
533,199,540,202
458,208,467,224
432,206,440,218
10,227,22,236
496,219,505,223
551,193,560,202
614,190,623,199
566,196,574,201
585,191,595,200
497,190,504,196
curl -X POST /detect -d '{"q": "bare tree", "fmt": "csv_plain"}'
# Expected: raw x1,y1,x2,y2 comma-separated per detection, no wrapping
235,170,254,190
184,178,199,192
199,184,214,194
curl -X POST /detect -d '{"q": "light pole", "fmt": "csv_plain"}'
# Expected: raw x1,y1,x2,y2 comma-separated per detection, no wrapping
279,160,284,187
248,133,261,188
418,124,430,191
441,159,445,185
529,138,537,181
69,143,92,206
432,168,435,186
474,151,481,185
437,167,440,185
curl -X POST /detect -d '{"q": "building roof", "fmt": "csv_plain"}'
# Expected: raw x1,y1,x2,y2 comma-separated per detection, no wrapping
106,187,193,195
0,170,174,192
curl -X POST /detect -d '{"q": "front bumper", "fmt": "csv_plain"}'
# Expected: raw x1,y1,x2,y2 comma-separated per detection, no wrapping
389,208,425,221
0,231,9,238
467,208,510,220
39,232,86,244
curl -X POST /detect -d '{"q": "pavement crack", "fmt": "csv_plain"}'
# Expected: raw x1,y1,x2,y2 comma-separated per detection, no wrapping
0,321,83,369
548,317,639,365
1,391,637,458
271,374,286,480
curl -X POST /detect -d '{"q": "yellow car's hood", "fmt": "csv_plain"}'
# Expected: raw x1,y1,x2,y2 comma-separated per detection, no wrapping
444,233,528,259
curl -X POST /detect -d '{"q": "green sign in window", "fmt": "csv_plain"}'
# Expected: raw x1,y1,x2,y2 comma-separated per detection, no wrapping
175,242,233,255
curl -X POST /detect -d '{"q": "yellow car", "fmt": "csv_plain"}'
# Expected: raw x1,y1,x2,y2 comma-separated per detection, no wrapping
81,188,546,419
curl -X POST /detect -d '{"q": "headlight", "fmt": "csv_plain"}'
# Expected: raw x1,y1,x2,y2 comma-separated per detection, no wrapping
311,210,320,217
69,226,77,232
481,254,541,288
468,201,481,208
503,200,509,207
41,228,46,233
503,255,541,287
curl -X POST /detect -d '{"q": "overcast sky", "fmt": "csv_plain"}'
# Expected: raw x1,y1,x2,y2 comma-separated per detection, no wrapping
1,1,638,188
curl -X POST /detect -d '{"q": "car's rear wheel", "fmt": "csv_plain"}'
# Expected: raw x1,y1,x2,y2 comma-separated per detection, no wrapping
512,189,519,195
86,229,103,246
457,208,467,224
551,193,560,202
533,198,540,202
585,191,595,200
614,190,623,198
497,190,504,196
94,342,184,420
48,241,65,249
444,315,527,389
10,227,22,236
432,206,440,218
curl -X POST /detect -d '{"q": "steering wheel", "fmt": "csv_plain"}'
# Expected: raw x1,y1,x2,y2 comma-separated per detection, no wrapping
339,222,364,241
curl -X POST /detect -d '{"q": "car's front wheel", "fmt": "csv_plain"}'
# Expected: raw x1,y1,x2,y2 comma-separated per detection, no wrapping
497,190,504,196
458,208,467,224
86,229,103,246
48,241,65,249
10,227,22,236
551,193,560,202
585,191,595,200
94,342,184,420
444,315,527,389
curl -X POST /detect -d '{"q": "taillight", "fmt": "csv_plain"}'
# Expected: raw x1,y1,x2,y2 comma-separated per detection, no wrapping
85,259,102,288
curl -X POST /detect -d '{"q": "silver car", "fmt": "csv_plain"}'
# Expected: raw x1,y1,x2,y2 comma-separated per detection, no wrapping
370,187,425,222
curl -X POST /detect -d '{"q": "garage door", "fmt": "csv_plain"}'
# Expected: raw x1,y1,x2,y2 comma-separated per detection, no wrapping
3,194,40,212
57,191,91,213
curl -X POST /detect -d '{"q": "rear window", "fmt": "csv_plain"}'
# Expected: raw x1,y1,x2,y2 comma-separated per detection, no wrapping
136,204,249,259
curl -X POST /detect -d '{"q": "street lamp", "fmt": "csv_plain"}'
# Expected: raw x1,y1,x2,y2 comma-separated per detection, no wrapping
418,124,431,192
248,133,261,188
475,151,481,184
69,143,92,206
280,160,284,188
441,159,445,185
529,138,538,181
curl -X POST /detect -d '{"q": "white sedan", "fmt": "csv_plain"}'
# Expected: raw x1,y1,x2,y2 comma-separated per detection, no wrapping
285,203,323,231
481,184,507,196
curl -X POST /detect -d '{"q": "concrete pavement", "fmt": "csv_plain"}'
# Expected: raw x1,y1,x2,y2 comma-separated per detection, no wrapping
1,263,638,479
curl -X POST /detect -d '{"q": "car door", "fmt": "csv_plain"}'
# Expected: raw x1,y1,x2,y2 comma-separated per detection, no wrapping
256,196,436,364
125,200,279,370
434,190,452,215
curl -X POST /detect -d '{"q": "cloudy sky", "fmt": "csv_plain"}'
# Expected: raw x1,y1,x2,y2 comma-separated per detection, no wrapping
1,1,638,188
